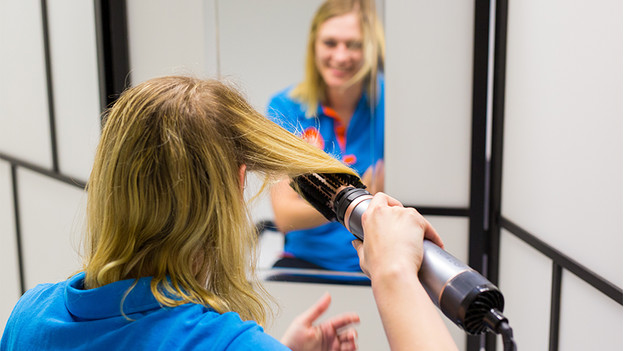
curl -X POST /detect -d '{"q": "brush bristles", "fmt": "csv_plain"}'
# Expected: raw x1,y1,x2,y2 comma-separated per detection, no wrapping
290,173,365,221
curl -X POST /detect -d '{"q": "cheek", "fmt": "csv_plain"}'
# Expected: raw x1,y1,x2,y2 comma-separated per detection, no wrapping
352,51,364,68
315,45,329,65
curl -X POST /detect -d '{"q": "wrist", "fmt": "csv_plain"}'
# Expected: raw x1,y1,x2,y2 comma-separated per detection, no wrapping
370,261,423,294
369,257,420,283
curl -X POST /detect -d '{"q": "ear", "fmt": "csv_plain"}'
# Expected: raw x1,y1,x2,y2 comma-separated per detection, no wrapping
239,164,247,192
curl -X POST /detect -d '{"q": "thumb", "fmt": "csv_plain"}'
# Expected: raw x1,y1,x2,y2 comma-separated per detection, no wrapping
297,292,331,326
352,240,363,258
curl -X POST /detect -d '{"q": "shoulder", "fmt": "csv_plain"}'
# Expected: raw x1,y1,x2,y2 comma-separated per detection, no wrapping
14,281,64,312
267,86,308,130
173,307,288,350
1,281,66,346
216,312,288,350
268,86,296,107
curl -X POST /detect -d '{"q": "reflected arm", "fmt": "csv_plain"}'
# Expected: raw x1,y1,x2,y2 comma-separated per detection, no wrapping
270,177,329,233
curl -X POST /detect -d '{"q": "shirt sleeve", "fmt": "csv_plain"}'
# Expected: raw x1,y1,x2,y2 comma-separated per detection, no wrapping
227,328,291,351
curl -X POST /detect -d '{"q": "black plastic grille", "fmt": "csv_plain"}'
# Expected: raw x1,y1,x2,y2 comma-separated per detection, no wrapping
463,290,505,334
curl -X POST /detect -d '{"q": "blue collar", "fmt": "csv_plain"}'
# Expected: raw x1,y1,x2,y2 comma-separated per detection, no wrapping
64,272,162,320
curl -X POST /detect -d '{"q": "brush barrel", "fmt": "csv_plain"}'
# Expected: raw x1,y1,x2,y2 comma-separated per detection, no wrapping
334,187,371,240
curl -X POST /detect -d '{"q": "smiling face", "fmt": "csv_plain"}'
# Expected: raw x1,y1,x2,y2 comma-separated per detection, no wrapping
314,12,364,91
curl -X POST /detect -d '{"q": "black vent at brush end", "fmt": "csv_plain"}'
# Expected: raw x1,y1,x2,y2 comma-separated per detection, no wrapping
462,289,505,334
290,173,365,221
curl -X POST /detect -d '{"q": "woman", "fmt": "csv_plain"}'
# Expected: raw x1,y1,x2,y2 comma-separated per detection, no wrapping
267,0,385,273
0,77,361,350
1,76,456,351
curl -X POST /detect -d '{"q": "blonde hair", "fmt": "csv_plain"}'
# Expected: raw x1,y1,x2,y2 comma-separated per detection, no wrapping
84,76,357,325
291,0,385,116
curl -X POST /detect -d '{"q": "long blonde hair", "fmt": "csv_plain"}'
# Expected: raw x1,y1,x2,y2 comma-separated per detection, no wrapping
84,76,357,325
291,0,385,116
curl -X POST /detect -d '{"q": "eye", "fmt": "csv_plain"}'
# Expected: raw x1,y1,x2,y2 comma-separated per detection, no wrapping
347,41,363,50
322,39,337,48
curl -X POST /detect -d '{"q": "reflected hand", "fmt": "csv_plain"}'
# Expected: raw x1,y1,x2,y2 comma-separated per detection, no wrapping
360,160,384,194
281,293,359,351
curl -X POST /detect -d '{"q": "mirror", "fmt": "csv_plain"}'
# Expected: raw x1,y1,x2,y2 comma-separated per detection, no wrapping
126,0,384,284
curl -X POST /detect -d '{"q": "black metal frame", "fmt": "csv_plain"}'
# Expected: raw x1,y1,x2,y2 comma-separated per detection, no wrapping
468,0,494,349
40,0,59,173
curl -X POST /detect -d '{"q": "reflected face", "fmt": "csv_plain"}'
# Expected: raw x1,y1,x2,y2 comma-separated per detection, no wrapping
315,12,364,90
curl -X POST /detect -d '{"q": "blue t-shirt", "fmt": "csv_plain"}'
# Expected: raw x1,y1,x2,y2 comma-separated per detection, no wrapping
266,78,384,272
0,272,288,350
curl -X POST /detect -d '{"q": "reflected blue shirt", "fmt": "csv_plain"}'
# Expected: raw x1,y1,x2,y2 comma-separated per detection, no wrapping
266,78,384,272
0,272,287,350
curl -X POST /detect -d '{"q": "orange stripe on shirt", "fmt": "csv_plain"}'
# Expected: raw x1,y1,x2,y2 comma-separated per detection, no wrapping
322,106,347,152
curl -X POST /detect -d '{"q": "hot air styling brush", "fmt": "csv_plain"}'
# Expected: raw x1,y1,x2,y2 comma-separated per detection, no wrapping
291,173,516,350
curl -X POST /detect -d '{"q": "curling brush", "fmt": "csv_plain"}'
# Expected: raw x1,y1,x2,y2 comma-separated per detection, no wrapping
291,173,514,338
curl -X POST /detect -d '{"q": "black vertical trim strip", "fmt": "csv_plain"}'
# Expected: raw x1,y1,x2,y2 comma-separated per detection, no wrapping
487,0,508,349
549,263,562,351
10,165,26,295
94,0,131,112
40,0,59,173
468,0,492,350
94,0,109,113
489,0,509,285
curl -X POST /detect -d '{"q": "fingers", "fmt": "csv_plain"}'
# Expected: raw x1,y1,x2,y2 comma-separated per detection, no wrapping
352,240,369,277
423,219,445,249
326,312,360,331
366,191,403,210
368,192,445,249
352,239,362,253
297,292,332,326
337,328,358,351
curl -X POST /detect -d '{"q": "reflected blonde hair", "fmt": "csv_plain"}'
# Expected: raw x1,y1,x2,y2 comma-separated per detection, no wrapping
291,0,385,116
84,76,357,325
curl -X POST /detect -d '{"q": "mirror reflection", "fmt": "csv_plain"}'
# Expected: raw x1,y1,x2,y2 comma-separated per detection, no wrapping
127,0,385,283
257,0,385,284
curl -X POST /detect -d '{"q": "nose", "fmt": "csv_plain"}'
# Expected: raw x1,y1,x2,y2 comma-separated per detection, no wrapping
332,44,350,64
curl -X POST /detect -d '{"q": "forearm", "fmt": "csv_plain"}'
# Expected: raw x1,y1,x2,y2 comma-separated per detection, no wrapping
371,269,458,351
272,198,329,232
270,180,329,232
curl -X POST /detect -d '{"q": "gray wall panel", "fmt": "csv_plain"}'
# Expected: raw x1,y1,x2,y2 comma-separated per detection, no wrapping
18,169,85,288
559,271,623,350
0,0,53,168
501,0,622,287
385,0,475,207
497,229,552,350
0,161,21,331
47,0,101,181
126,0,214,84
217,0,322,111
